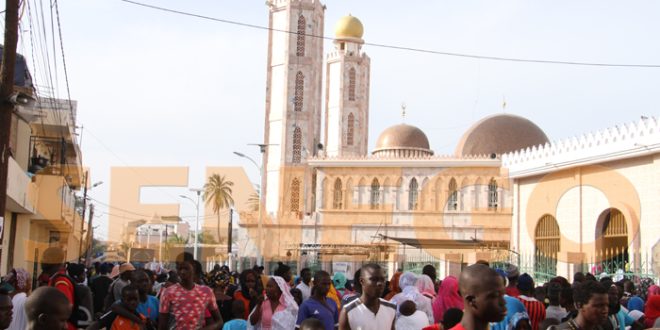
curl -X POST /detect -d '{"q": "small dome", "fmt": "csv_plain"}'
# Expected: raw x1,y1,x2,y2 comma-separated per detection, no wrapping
334,15,364,40
455,114,549,157
373,124,433,158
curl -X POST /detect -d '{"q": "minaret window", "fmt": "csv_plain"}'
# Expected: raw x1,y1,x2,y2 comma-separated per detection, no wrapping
448,178,458,211
370,178,380,209
347,113,355,146
294,71,304,112
291,178,301,212
348,67,356,101
488,178,498,210
333,178,343,209
292,126,302,163
409,178,419,210
296,15,306,57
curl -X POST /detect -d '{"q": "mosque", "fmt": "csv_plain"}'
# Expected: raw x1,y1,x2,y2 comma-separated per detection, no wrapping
250,0,660,280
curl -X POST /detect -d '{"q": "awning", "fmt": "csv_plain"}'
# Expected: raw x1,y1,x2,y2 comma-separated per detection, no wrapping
378,234,509,250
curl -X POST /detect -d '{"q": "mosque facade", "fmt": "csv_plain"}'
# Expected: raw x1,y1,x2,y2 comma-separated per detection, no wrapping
254,0,660,280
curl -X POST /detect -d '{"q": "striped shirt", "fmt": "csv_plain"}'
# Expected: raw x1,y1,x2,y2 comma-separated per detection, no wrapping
517,295,546,330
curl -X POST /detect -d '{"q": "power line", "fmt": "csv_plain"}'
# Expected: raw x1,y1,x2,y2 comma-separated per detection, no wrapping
118,0,660,69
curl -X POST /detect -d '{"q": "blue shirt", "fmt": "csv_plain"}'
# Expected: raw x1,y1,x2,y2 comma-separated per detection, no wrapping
136,295,159,322
222,319,248,330
296,297,338,330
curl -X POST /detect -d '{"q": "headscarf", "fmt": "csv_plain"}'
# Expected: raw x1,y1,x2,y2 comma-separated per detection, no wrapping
491,295,530,330
207,270,230,288
627,296,645,312
3,268,29,291
649,285,660,297
327,283,341,308
384,271,402,300
333,272,347,296
416,274,436,299
432,276,463,323
644,295,660,328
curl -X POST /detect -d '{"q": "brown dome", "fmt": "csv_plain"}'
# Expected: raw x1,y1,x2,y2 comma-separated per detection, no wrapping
373,124,433,157
455,114,549,157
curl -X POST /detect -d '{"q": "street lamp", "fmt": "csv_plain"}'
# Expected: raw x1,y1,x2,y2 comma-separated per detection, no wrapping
234,150,265,265
180,188,203,260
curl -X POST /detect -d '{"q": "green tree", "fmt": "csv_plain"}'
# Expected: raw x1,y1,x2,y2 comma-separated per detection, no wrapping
203,174,234,244
197,230,218,244
246,192,260,212
166,234,188,244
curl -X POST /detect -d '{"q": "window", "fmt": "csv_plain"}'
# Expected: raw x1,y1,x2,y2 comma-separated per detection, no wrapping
292,126,302,163
290,178,301,212
408,178,419,210
448,178,458,211
294,71,304,112
488,178,498,210
333,178,343,209
535,214,560,280
370,178,380,209
348,67,356,101
347,113,355,146
296,15,306,56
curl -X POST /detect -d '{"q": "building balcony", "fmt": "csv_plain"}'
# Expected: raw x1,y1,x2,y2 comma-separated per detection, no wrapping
31,174,82,234
5,156,38,214
28,135,83,189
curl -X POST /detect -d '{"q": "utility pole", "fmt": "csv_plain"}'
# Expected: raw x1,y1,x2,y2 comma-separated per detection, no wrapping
0,0,20,238
227,208,233,254
84,204,95,266
77,171,89,262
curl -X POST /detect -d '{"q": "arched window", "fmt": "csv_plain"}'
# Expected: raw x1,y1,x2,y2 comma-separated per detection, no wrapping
370,178,380,209
535,214,560,281
292,126,302,163
488,178,498,210
408,178,419,210
348,67,356,101
290,178,301,212
294,71,304,112
333,178,343,209
296,15,306,57
347,113,355,146
448,178,458,211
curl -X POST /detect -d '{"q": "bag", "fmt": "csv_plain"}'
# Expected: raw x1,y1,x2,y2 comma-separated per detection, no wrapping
51,273,94,328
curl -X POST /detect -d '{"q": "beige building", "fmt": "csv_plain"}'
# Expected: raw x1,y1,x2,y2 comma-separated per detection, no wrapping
2,97,86,274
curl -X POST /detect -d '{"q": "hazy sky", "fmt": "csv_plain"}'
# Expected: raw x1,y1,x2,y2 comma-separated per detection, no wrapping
15,0,660,239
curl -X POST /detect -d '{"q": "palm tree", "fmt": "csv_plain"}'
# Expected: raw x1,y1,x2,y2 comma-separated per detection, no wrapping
246,192,260,212
203,174,234,244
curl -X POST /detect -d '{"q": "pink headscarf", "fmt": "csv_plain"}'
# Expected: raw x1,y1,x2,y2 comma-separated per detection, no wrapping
432,276,464,323
416,274,436,299
649,285,660,297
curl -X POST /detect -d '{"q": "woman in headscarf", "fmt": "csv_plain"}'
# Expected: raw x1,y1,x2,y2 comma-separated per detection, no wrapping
416,275,436,301
384,271,402,300
644,294,660,328
332,272,347,298
326,283,341,309
627,296,644,312
208,270,234,322
235,269,263,320
248,276,298,329
431,275,463,323
390,272,434,324
491,295,531,330
4,268,30,330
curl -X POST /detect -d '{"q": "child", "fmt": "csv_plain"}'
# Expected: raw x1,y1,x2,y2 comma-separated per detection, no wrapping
396,300,430,330
222,300,248,330
24,287,72,330
111,285,146,330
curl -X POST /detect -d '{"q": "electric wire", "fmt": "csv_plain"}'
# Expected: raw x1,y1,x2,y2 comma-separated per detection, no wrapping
118,0,660,69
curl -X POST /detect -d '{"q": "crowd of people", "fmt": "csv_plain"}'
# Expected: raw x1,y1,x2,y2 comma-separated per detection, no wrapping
0,247,657,330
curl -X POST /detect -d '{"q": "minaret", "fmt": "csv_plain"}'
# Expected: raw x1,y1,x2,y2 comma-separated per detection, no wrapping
262,0,325,216
324,15,370,157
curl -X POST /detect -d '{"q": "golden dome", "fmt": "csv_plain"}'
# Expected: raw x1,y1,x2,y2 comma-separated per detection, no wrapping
372,124,433,158
455,114,549,157
334,15,364,40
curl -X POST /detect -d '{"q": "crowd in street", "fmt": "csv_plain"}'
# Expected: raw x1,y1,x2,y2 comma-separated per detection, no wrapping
0,247,657,330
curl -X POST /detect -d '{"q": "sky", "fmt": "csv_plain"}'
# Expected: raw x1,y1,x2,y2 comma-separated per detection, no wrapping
10,0,660,239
